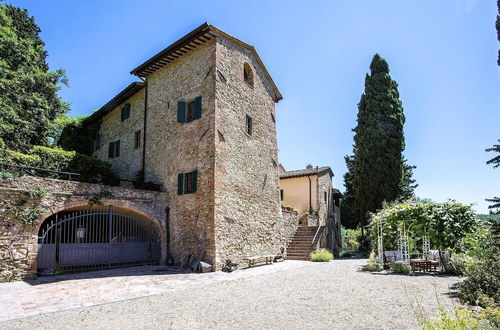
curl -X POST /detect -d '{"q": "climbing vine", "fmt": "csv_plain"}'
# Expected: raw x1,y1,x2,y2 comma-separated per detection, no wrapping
85,190,114,207
1,186,46,226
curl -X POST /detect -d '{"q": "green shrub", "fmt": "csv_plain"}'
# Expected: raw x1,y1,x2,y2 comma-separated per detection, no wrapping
29,146,74,171
457,258,500,308
341,227,362,251
419,306,500,330
366,262,383,272
447,254,473,276
0,149,40,166
340,250,354,258
0,146,119,185
0,171,14,180
310,248,334,262
390,262,411,274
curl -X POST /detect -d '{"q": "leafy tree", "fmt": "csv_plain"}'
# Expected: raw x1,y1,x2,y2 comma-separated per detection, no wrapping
370,199,477,271
56,116,96,154
352,54,414,228
0,4,68,152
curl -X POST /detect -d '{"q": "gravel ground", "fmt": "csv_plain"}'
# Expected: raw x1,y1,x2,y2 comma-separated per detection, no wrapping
1,259,460,330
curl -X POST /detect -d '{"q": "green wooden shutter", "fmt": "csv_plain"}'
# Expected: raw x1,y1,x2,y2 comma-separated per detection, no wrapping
177,173,184,195
115,140,120,157
191,170,198,193
108,142,114,158
177,101,186,123
194,96,202,119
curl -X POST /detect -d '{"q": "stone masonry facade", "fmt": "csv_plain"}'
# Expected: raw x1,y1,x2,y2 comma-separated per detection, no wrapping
88,24,285,269
0,176,167,282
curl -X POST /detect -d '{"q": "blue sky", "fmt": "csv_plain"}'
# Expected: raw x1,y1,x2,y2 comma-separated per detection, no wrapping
8,0,499,213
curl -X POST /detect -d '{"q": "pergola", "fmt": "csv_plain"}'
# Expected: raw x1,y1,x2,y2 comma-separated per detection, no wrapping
375,217,430,265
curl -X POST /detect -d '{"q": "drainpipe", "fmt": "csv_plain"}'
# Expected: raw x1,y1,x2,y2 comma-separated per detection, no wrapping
307,175,312,213
139,76,148,178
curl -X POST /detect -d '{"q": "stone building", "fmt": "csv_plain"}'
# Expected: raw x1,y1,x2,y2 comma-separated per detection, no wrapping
84,23,285,269
279,165,342,255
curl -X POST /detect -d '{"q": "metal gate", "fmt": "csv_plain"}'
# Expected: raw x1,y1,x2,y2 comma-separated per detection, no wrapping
37,206,161,273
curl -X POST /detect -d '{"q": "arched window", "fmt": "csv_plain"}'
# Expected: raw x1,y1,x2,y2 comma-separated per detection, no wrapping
243,62,254,87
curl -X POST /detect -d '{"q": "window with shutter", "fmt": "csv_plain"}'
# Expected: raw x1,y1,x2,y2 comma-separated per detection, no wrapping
194,96,202,119
178,170,198,195
178,97,202,123
108,140,120,159
177,101,186,123
134,130,141,149
177,173,184,195
115,140,120,157
108,142,115,159
186,101,195,122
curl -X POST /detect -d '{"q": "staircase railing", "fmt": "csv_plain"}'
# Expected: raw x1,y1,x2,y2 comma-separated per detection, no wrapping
311,226,322,248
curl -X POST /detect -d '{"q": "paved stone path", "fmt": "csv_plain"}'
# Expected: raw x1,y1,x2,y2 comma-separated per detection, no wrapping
0,259,461,329
0,261,305,322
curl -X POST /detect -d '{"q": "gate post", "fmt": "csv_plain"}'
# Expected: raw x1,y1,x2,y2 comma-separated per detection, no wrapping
108,205,112,268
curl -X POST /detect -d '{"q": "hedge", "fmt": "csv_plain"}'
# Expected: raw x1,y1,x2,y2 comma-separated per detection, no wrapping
0,146,119,185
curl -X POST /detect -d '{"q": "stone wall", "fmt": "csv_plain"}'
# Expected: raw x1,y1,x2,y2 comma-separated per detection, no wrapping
316,173,333,225
93,90,145,183
213,35,284,266
0,176,167,282
145,39,217,266
282,210,299,245
88,32,285,269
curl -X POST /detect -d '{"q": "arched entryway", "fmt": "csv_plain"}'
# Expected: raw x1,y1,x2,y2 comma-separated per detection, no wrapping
37,206,161,273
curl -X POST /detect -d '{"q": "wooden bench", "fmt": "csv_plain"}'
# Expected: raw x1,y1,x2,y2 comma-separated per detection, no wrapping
242,255,275,268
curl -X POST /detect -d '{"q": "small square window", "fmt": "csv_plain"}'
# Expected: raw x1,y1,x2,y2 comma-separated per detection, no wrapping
186,101,195,123
245,115,253,135
134,130,141,149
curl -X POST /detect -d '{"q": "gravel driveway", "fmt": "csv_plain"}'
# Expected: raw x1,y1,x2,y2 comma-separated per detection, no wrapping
1,258,460,330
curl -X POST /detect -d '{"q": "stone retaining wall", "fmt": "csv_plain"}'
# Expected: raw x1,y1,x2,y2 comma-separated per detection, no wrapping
0,176,167,282
282,210,299,245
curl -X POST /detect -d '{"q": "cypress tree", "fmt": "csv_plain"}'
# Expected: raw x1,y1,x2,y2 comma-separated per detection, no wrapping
340,154,360,229
352,54,408,227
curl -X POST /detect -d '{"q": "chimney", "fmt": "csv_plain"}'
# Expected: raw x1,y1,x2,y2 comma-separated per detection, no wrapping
306,164,313,169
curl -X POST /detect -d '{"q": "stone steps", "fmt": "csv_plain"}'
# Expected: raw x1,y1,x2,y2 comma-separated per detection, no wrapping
286,226,319,261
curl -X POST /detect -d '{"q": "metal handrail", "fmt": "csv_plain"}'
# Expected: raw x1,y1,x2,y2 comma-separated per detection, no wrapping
0,162,81,180
0,162,163,191
311,225,322,246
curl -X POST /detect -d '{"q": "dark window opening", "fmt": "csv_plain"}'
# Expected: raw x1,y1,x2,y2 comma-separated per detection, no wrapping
245,115,253,135
280,189,284,201
121,104,131,121
186,101,195,122
324,191,327,203
134,130,141,149
243,63,254,87
92,132,100,152
108,140,120,159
